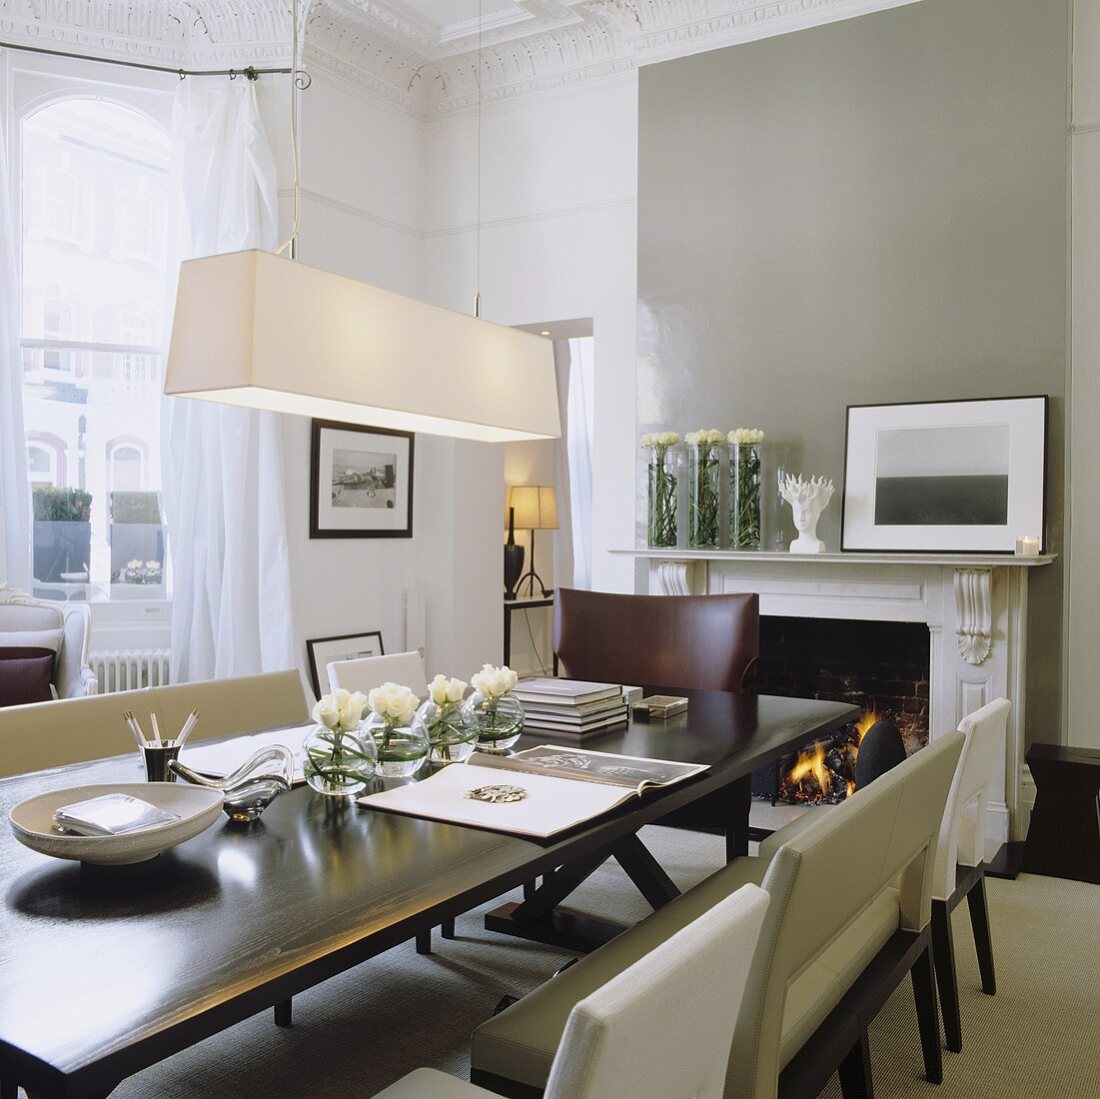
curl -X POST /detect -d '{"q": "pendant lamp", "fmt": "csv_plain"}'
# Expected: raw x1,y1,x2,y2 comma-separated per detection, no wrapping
164,2,560,444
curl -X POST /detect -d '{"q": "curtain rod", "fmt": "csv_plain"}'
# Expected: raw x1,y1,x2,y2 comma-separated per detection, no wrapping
0,39,292,79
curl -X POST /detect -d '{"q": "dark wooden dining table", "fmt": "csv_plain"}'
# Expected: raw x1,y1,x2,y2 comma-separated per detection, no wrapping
0,689,857,1099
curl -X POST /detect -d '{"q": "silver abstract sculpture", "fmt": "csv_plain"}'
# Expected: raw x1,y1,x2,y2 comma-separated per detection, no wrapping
170,744,294,822
779,475,835,554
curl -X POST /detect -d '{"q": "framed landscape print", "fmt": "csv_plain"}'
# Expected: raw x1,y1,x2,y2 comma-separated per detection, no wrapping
841,396,1047,553
306,630,385,699
310,419,414,539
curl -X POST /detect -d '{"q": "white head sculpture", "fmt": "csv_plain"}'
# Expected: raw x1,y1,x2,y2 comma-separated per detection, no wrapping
779,475,835,554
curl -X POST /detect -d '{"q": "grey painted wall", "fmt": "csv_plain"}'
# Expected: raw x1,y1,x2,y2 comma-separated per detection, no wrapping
637,0,1068,743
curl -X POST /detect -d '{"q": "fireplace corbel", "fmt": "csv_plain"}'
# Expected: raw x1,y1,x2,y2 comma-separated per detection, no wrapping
954,568,992,665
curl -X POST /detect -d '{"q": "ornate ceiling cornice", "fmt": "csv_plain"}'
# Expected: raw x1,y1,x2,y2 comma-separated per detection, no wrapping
0,0,912,119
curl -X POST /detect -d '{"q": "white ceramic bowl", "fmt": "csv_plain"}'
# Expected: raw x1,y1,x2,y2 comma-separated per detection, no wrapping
9,783,224,865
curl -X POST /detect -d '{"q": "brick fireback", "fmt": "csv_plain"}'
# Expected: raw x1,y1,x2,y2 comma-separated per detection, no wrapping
745,616,930,753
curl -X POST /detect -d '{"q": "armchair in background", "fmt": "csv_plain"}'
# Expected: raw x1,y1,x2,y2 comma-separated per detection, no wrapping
0,586,97,706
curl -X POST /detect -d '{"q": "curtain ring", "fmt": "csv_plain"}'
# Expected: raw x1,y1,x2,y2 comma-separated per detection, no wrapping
245,66,259,82
229,69,237,80
178,69,186,81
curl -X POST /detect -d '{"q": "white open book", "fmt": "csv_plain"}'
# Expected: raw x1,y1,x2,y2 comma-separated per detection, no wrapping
357,746,707,838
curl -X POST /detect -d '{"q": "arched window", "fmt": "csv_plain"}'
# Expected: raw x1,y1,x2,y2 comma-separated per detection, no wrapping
25,433,67,490
107,441,146,493
20,98,169,600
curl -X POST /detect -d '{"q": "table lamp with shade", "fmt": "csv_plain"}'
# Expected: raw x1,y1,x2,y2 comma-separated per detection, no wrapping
508,485,558,599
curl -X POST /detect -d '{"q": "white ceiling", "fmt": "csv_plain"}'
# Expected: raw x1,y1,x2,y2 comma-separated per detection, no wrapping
0,0,916,118
338,0,594,57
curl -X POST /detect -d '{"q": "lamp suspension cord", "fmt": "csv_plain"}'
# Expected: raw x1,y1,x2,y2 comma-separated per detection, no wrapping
276,0,305,258
474,0,483,319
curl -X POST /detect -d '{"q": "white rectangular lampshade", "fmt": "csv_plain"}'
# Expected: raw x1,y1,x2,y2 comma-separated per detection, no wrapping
165,249,561,443
510,485,559,530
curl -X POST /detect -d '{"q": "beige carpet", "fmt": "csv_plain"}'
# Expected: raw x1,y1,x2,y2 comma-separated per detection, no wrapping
36,825,1100,1098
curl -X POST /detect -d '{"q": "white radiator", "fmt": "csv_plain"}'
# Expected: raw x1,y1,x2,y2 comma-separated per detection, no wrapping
89,649,171,694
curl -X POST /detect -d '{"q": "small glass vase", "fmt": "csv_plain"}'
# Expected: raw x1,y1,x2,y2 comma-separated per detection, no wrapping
729,442,762,550
414,699,478,765
646,444,679,548
366,713,430,778
301,724,378,797
688,442,722,549
460,691,525,752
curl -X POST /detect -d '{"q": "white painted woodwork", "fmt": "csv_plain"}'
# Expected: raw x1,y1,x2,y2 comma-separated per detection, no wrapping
617,548,1053,851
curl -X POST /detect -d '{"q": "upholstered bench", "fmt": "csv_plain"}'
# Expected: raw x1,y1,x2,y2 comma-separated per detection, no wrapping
471,731,964,1099
0,669,309,777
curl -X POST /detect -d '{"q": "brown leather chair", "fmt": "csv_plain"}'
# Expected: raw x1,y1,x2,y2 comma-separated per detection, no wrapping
554,588,759,857
553,588,759,691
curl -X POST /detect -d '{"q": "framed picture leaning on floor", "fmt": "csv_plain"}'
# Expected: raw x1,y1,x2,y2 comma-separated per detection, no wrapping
310,419,414,539
306,630,385,699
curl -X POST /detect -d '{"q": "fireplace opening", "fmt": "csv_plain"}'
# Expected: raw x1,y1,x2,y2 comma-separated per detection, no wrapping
746,616,930,805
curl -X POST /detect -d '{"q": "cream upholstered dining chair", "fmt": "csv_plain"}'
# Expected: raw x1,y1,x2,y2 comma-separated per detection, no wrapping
930,697,1010,1053
371,883,770,1099
327,650,428,699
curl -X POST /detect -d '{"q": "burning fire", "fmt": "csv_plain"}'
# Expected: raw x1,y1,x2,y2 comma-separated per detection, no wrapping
779,709,879,804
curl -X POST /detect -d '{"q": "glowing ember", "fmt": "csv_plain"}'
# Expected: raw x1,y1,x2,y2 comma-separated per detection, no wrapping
778,709,880,804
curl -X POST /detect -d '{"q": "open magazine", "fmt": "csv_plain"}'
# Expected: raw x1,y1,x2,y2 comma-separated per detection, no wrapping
357,746,707,838
477,745,704,791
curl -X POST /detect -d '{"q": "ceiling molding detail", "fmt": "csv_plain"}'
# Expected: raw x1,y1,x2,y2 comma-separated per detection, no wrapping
0,0,912,118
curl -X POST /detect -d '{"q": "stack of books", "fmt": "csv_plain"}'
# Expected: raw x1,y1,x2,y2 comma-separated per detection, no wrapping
514,678,629,737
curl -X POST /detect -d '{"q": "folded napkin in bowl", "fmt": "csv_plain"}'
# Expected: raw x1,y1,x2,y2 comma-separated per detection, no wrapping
52,793,181,837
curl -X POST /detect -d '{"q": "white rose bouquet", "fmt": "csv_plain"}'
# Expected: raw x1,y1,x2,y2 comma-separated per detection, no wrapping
364,681,428,774
367,681,419,730
727,428,765,549
640,431,681,448
683,428,726,447
641,432,681,548
312,688,369,732
685,429,724,548
417,674,477,763
727,428,765,445
429,674,467,708
463,664,524,750
470,664,519,699
304,689,375,791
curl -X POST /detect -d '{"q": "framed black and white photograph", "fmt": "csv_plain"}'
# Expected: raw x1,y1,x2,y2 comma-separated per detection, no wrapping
306,630,385,699
310,419,414,539
842,396,1047,553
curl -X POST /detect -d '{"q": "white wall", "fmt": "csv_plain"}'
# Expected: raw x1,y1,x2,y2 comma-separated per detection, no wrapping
282,75,422,689
423,74,640,607
279,73,503,690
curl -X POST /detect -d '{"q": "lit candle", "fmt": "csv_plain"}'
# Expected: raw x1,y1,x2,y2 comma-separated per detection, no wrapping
1015,536,1040,556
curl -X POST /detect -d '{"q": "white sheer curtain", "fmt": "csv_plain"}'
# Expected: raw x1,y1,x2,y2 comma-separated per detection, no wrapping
553,337,594,590
0,115,30,590
165,79,295,681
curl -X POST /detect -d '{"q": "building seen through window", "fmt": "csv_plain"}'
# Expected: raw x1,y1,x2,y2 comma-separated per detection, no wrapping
21,99,169,600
